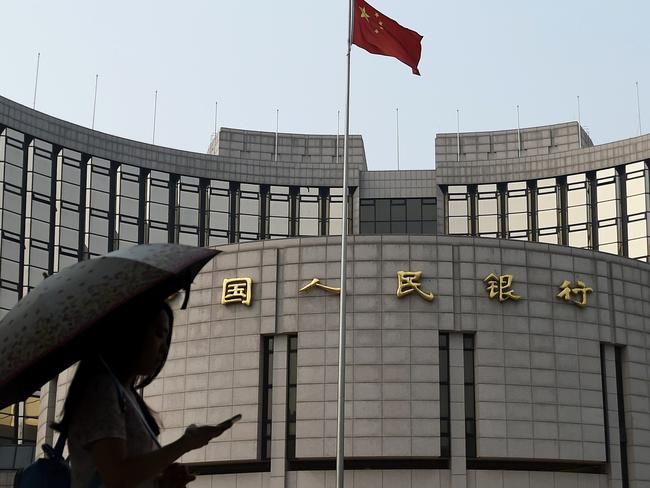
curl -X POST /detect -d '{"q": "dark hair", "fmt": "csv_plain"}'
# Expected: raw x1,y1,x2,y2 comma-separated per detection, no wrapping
52,301,174,437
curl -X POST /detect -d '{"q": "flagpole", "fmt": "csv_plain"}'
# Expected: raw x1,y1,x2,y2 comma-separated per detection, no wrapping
336,0,354,486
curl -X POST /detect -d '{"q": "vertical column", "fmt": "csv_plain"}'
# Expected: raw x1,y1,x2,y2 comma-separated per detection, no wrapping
615,166,629,257
107,162,118,251
137,168,149,245
259,184,270,240
587,171,599,250
497,183,507,238
601,344,624,488
228,182,239,244
47,145,59,275
18,135,32,299
270,335,288,488
468,184,478,237
319,187,328,236
527,180,538,242
449,333,467,488
77,156,89,259
168,174,179,244
558,176,569,245
440,185,449,235
289,187,299,237
198,178,209,247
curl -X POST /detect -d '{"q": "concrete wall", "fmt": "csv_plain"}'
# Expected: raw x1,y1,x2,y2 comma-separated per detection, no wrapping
111,235,650,488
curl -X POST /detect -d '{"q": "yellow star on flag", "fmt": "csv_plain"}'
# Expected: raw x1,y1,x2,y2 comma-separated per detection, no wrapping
359,6,370,22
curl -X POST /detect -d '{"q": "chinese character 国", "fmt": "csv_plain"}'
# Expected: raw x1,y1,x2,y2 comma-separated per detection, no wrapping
221,277,253,306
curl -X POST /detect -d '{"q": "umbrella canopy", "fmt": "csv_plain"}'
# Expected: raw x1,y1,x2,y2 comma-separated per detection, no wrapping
0,244,219,410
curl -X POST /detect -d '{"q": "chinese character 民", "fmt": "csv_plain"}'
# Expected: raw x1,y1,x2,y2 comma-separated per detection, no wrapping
221,277,253,306
396,271,434,301
299,278,341,295
557,280,593,307
484,273,522,302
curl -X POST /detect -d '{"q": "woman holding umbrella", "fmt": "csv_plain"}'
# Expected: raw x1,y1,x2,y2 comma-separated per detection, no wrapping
0,244,233,487
54,299,230,487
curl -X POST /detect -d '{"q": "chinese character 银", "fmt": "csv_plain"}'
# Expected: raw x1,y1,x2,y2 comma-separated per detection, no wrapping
484,273,522,302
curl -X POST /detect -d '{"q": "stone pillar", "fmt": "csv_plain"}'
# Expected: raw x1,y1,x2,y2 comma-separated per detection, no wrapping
270,334,288,488
449,333,467,488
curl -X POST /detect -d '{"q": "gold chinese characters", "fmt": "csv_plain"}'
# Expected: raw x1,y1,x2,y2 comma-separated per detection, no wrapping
484,273,522,302
220,273,594,309
221,277,253,306
299,278,341,295
396,271,434,301
557,280,593,307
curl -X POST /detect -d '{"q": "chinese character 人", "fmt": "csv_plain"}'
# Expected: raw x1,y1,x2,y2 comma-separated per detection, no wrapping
484,273,522,302
557,280,592,307
221,277,253,306
396,271,434,301
299,278,341,295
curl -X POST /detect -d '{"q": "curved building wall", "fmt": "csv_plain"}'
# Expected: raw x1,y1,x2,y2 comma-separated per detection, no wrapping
58,235,647,487
0,94,649,487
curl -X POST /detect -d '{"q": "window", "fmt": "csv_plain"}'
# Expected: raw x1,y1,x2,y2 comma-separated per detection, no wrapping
286,335,297,459
147,171,171,244
176,176,200,246
328,187,344,236
359,198,437,235
268,186,290,239
595,168,618,255
537,178,559,244
298,187,319,236
625,162,648,260
115,164,141,250
477,184,499,238
238,183,260,242
567,173,590,249
86,158,112,254
208,180,230,245
260,337,274,460
56,149,82,267
507,181,528,239
447,186,470,235
463,334,476,459
439,333,450,458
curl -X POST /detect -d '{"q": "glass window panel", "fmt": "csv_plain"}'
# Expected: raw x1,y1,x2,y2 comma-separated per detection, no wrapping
328,188,343,236
298,187,319,236
376,199,390,221
406,199,422,221
391,199,406,221
449,216,468,235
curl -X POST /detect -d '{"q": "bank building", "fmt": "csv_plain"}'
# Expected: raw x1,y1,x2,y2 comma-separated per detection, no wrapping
0,94,649,488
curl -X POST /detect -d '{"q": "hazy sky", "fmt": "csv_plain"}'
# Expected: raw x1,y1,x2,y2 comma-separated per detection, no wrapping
1,0,649,170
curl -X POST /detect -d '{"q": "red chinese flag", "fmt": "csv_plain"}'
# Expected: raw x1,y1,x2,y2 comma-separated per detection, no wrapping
352,0,423,75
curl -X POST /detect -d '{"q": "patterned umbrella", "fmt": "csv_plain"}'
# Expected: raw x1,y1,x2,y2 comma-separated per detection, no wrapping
0,244,219,410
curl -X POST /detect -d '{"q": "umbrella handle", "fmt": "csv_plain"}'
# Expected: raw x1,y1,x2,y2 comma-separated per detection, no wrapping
181,284,191,310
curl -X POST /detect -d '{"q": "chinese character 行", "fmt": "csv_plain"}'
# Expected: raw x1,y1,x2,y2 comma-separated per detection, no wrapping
221,277,253,306
484,273,522,302
557,280,592,307
299,278,341,295
396,271,434,301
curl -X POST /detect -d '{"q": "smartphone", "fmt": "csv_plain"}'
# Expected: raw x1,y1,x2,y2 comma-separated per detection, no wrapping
217,413,242,431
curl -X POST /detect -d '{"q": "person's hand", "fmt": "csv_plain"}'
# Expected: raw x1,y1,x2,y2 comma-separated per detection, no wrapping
180,423,229,451
159,463,195,487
